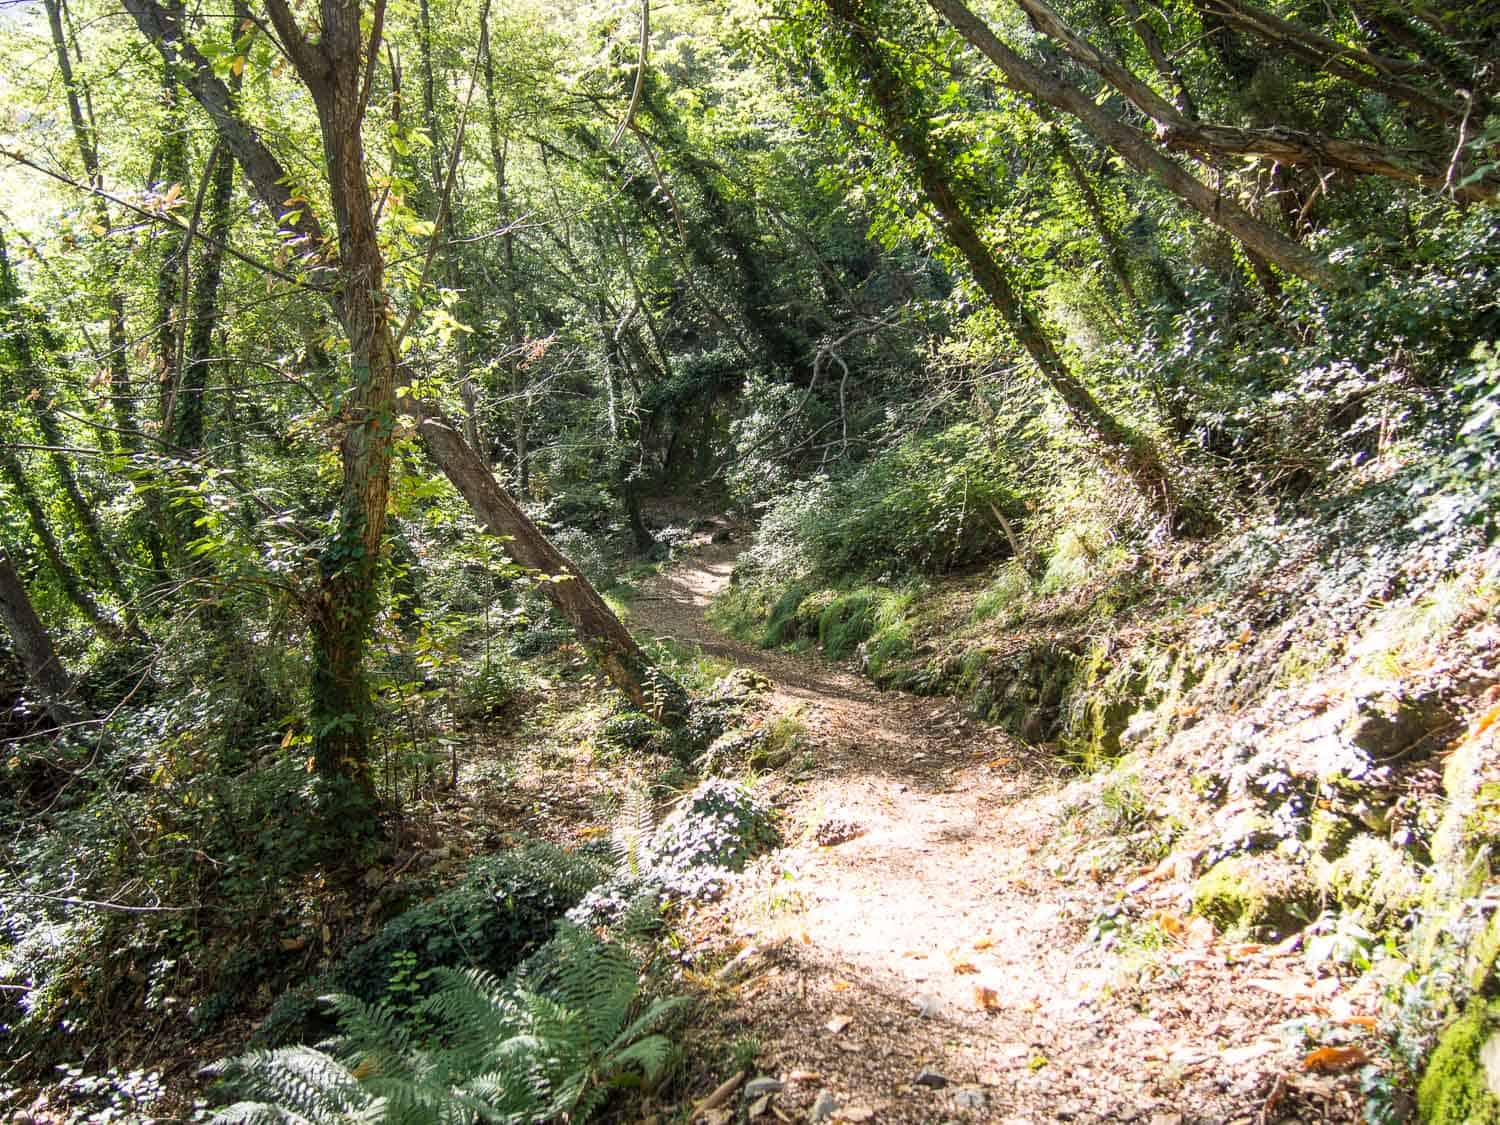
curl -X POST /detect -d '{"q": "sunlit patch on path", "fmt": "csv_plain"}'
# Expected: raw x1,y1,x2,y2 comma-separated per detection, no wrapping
632,544,1370,1124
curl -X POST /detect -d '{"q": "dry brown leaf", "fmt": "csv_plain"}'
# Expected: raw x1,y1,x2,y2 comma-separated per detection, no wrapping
974,986,1001,1010
1302,1045,1370,1073
1220,1041,1278,1065
800,931,812,945
951,961,979,975
826,1014,852,1034
972,937,995,951
1474,702,1500,738
1340,1015,1379,1030
786,1069,822,1083
1248,976,1320,1002
691,1070,745,1116
1156,910,1188,939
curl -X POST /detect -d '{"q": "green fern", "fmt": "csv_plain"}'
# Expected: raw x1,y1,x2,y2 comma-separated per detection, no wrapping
213,926,688,1124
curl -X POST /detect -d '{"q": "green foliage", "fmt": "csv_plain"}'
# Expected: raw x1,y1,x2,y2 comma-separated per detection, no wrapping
258,844,608,1047
570,778,780,923
214,925,688,1124
741,424,1024,585
1416,999,1500,1125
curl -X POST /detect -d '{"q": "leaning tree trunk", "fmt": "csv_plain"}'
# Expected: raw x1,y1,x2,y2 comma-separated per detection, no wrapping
823,0,1180,523
924,0,1346,289
403,395,685,721
0,550,87,730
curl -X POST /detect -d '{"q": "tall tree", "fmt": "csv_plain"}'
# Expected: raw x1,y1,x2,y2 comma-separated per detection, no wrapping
812,0,1181,522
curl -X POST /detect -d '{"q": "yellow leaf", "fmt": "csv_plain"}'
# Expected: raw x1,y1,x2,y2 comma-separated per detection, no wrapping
974,985,1001,1010
281,728,297,749
830,979,851,992
231,55,245,77
972,937,995,951
1474,702,1500,738
1302,1045,1369,1072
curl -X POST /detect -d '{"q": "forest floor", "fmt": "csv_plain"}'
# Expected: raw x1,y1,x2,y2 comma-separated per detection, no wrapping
625,542,1375,1125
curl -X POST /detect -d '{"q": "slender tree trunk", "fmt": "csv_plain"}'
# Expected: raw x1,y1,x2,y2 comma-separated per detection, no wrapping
0,550,86,729
177,146,236,453
403,395,683,720
824,0,1180,523
926,0,1346,288
0,233,137,622
0,447,122,640
46,0,167,577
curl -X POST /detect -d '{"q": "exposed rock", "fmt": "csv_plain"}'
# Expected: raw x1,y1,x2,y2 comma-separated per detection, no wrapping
1191,854,1317,938
743,1076,784,1100
953,1087,987,1109
810,1089,838,1121
914,1068,950,1088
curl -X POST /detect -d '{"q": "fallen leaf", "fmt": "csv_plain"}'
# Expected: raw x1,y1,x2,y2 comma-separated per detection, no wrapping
786,1069,822,1083
1302,1045,1369,1073
279,936,306,952
800,931,812,945
1248,976,1324,1003
1221,1040,1278,1065
1474,702,1500,738
691,1070,745,1116
834,1108,874,1123
1340,1015,1379,1030
972,937,995,951
826,1014,852,1034
830,980,852,992
974,986,1001,1010
951,961,979,975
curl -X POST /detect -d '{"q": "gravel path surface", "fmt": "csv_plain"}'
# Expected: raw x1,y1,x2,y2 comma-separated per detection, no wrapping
631,543,1372,1125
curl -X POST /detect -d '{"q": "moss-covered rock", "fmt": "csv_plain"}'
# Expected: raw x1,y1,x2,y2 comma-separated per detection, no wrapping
1417,997,1500,1125
1191,855,1316,938
1323,835,1422,918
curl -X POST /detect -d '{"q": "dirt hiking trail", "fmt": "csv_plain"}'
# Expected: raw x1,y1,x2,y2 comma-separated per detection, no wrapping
629,542,1370,1125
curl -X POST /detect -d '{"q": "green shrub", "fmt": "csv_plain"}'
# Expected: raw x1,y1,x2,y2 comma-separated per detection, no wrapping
257,844,608,1046
214,924,688,1124
736,423,1026,587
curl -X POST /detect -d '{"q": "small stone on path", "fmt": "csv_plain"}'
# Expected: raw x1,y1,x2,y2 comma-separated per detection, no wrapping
810,1089,838,1121
954,1087,986,1109
744,1076,783,1100
914,1068,950,1088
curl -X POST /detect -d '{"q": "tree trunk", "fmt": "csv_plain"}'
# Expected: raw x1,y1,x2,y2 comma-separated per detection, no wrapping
402,395,684,721
0,550,86,730
824,0,1180,523
0,446,122,640
926,0,1346,288
0,232,137,624
46,0,167,576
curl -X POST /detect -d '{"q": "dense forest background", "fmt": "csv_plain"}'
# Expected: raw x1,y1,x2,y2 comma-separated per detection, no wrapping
0,0,1497,1119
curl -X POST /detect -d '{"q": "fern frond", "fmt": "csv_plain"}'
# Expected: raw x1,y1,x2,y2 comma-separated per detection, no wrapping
209,1101,306,1124
612,785,655,876
608,995,692,1055
215,1045,371,1123
608,1034,674,1081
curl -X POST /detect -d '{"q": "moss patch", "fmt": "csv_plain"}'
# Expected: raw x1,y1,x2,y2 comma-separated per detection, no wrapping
1418,997,1500,1125
1191,856,1316,938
